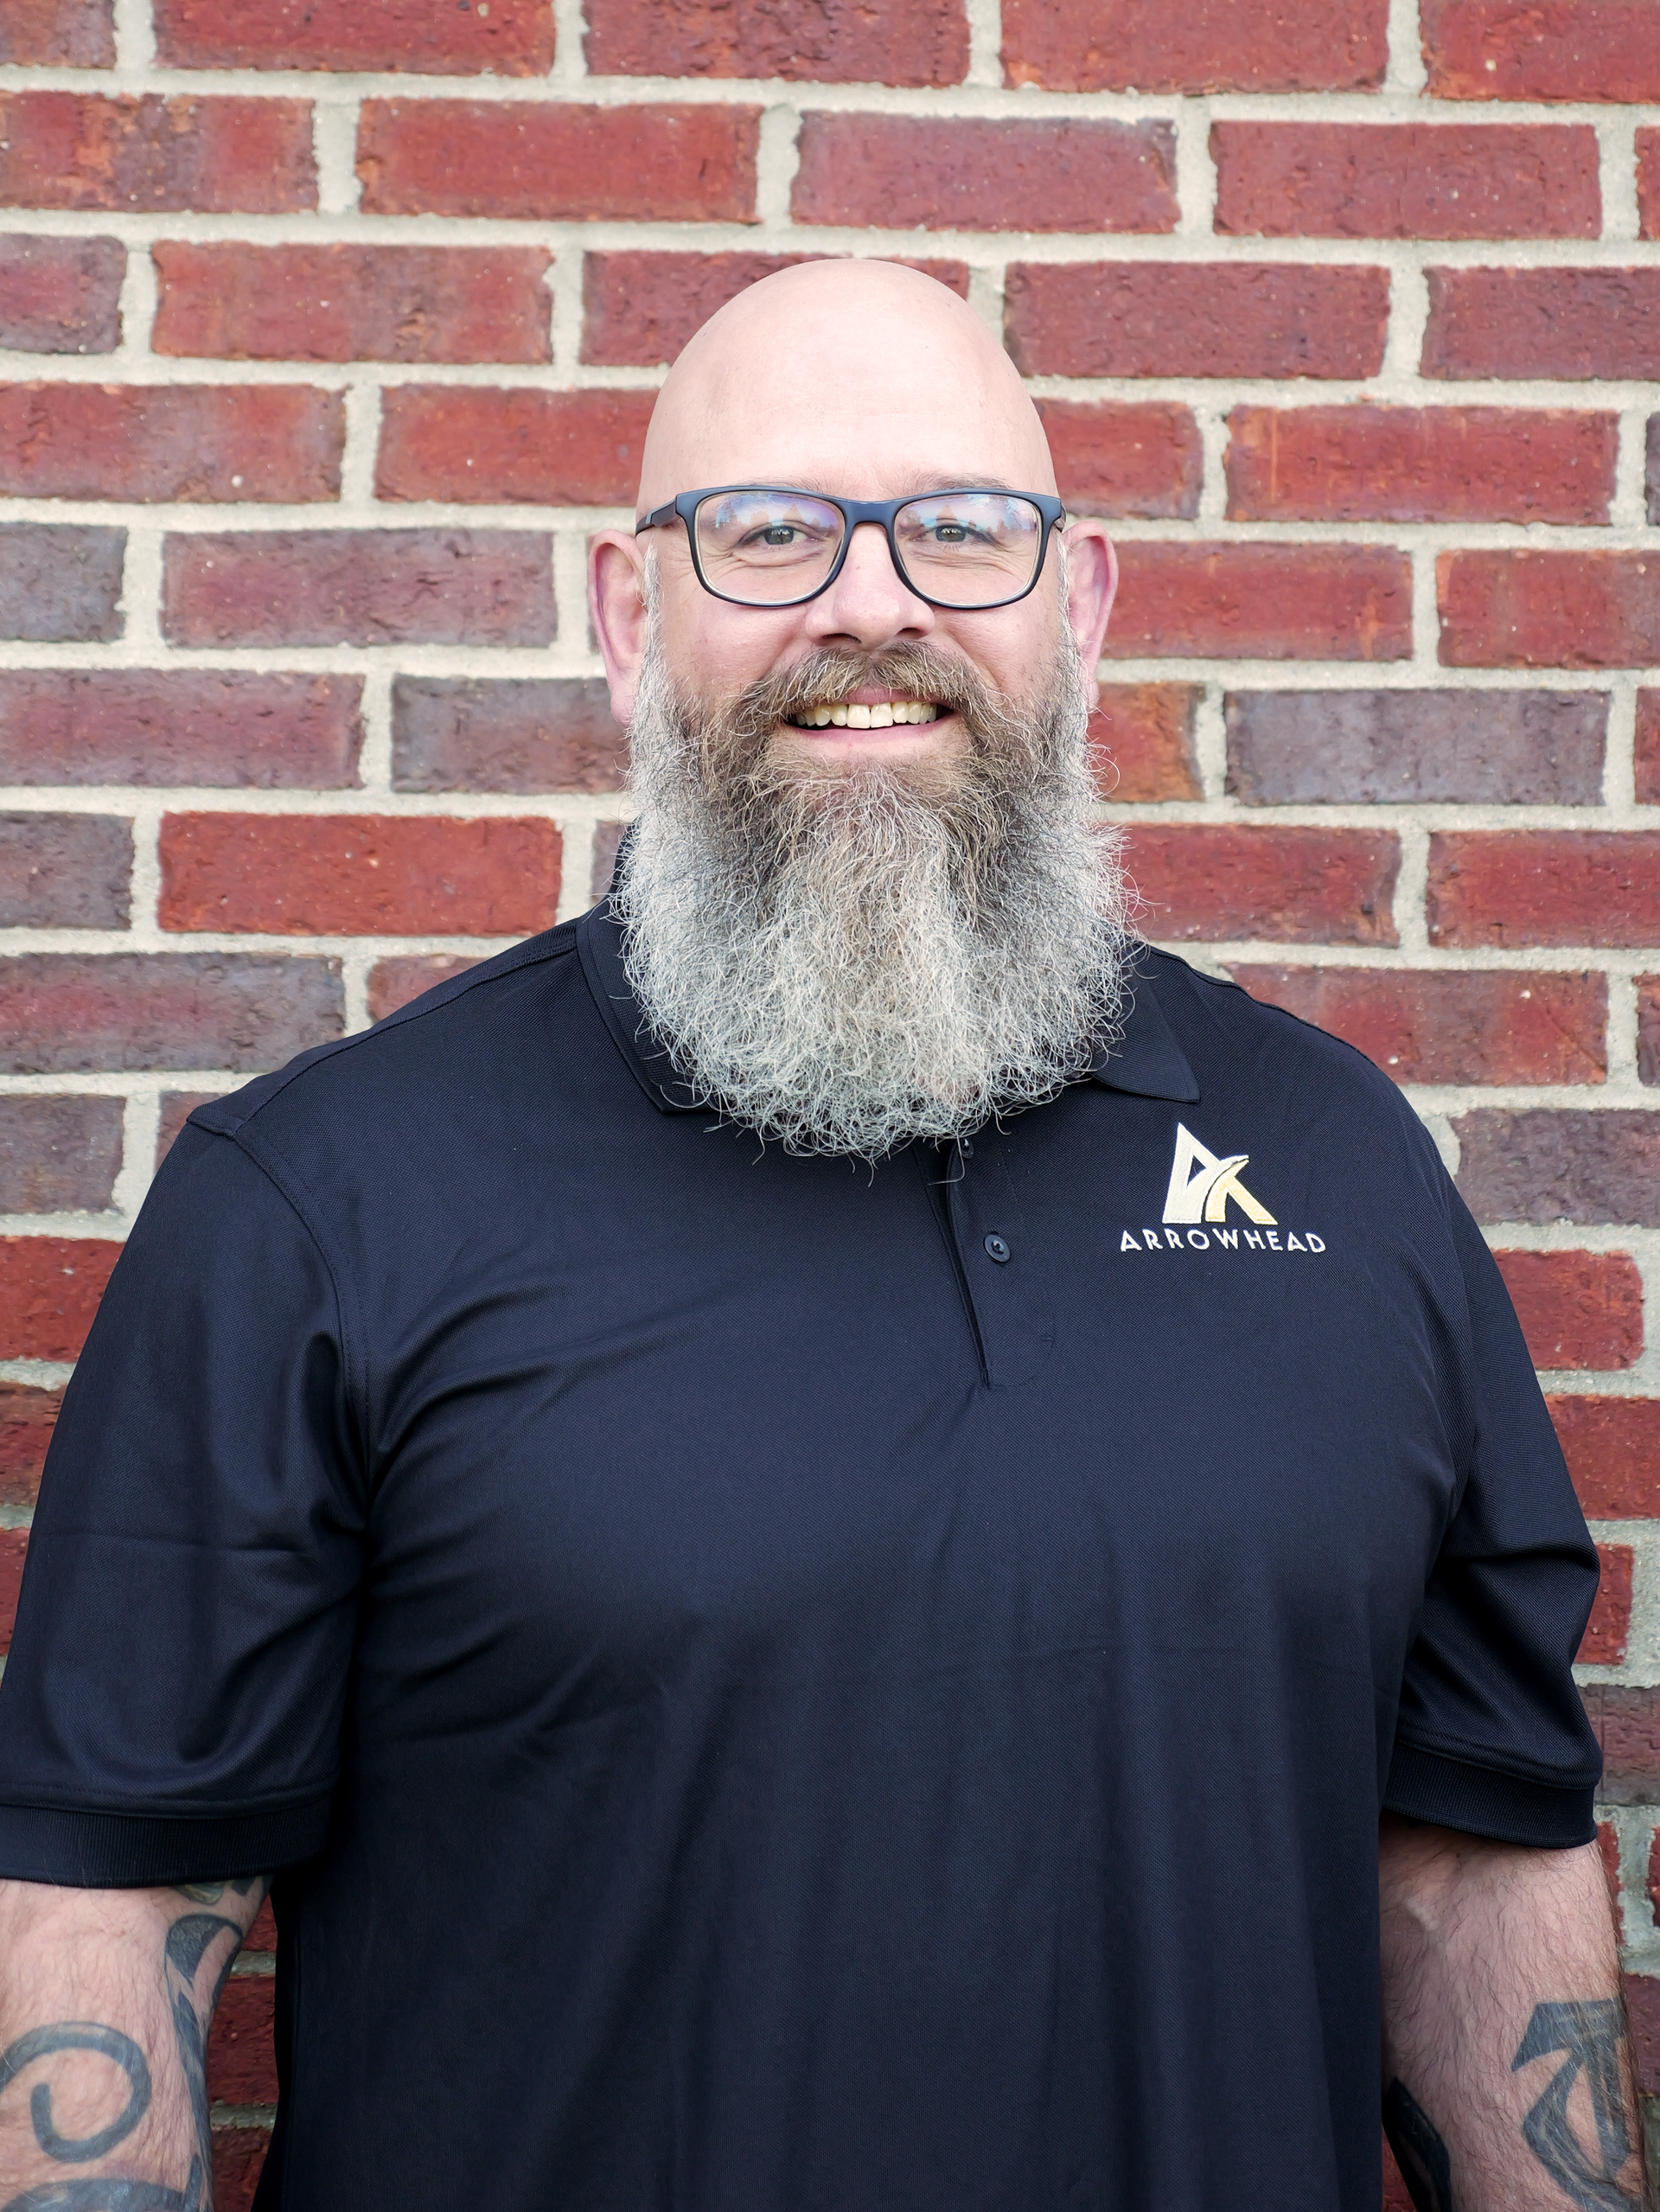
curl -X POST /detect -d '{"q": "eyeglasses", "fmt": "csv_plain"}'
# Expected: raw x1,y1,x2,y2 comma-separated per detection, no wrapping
634,486,1066,612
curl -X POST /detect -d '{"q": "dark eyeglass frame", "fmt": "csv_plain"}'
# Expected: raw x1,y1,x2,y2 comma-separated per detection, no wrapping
634,485,1068,612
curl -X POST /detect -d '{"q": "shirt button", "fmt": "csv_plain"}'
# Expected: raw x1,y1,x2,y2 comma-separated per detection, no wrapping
960,1138,974,1158
984,1233,1011,1263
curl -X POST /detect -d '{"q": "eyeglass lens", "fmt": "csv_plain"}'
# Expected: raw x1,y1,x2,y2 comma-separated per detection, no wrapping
692,490,1045,608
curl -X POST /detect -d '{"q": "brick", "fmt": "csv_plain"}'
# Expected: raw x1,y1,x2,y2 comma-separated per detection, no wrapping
1107,544,1412,662
1382,2141,1414,2212
1227,406,1615,527
0,815,130,930
591,821,627,902
0,236,124,355
0,0,114,65
1650,419,1660,529
393,677,626,794
375,388,653,507
206,1975,276,2105
1622,1976,1659,2094
1035,400,1201,521
1598,1821,1621,1938
1423,269,1660,383
156,1090,218,1169
1227,688,1605,807
1120,826,1396,944
791,115,1178,234
1641,977,1660,1088
162,531,555,649
246,1899,277,1952
1495,1250,1643,1371
0,1096,124,1212
1422,0,1660,101
1587,1690,1660,1805
1455,1111,1660,1229
1641,131,1660,239
1580,1544,1634,1665
1639,694,1660,803
153,244,552,366
358,101,757,223
1552,1397,1660,1519
0,93,316,214
1089,685,1202,802
1005,263,1389,380
580,252,969,367
156,0,553,73
1212,122,1600,240
1000,0,1386,91
366,956,480,1024
0,1529,28,1656
1428,832,1660,949
0,672,363,790
1440,553,1660,670
210,2128,271,2212
0,1384,61,1508
158,814,561,937
0,953,342,1075
0,384,342,504
0,525,124,644
585,0,967,84
0,1236,122,1361
1228,968,1606,1086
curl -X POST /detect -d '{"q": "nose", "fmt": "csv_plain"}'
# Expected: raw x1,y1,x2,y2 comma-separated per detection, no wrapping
802,520,935,651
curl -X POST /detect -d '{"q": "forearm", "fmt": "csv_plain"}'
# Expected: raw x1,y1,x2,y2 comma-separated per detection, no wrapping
0,1874,269,2210
1380,1812,1650,2210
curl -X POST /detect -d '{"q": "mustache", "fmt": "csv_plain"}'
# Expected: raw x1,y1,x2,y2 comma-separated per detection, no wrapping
709,646,1008,748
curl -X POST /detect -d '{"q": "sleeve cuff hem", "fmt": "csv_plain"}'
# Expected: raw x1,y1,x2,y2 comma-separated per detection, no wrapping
1384,1741,1596,1848
0,1796,331,1887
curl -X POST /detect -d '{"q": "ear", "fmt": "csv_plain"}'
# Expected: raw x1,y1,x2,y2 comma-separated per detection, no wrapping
1060,520,1117,706
590,530,652,724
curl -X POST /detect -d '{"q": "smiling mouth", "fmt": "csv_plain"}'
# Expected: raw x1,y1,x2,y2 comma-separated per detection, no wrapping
786,700,943,729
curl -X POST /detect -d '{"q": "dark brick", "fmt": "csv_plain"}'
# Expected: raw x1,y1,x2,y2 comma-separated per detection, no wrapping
1640,976,1660,1087
0,1096,123,1212
1089,686,1202,802
1553,1397,1660,1518
1229,967,1606,1086
0,236,123,354
1650,417,1660,528
0,93,316,214
0,1527,28,1655
1226,689,1606,805
1494,1250,1643,1371
580,252,969,367
585,0,968,85
1001,0,1387,91
393,678,625,794
210,2128,270,2212
0,814,131,930
1638,691,1660,804
591,821,627,902
1454,1109,1660,1227
0,525,124,643
155,1090,219,1169
0,671,363,789
0,0,114,66
1626,1975,1660,2097
1424,268,1660,382
365,956,480,1024
1035,400,1202,521
206,1975,276,2104
0,1384,60,1508
0,953,343,1075
1122,826,1397,943
1584,1686,1660,1805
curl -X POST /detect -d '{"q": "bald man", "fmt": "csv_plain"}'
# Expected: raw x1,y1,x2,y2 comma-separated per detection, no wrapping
0,263,1639,2212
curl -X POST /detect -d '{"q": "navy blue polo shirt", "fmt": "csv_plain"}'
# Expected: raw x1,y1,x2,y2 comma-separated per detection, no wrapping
0,898,1600,2212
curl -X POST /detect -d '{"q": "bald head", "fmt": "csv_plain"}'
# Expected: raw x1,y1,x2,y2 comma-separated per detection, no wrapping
635,260,1056,515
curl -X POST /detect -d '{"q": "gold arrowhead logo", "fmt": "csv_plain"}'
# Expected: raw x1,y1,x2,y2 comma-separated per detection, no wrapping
1161,1122,1276,1227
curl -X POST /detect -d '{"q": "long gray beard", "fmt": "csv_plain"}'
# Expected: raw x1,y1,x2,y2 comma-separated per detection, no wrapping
614,625,1131,1160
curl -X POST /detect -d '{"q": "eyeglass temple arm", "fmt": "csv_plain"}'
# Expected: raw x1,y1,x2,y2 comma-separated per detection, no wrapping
634,500,680,535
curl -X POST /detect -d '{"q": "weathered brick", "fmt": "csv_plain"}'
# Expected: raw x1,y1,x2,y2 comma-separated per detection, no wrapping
591,822,627,902
153,244,552,367
155,1090,218,1169
0,1384,61,1508
1005,263,1389,380
0,672,362,790
375,388,653,507
1226,688,1605,806
1650,418,1660,529
0,384,342,504
1089,685,1202,802
1640,976,1660,1088
1227,406,1616,527
1001,0,1386,91
0,953,343,1075
1120,827,1397,943
1640,131,1660,239
1429,832,1660,948
0,236,123,355
1639,692,1660,804
1597,1821,1621,1938
206,1976,276,2104
0,0,114,65
586,0,967,84
162,531,555,649
156,0,553,73
1035,400,1201,521
0,1235,122,1361
1439,553,1660,670
1423,269,1660,382
1422,0,1660,100
246,1899,277,1952
159,814,562,937
210,2129,270,2212
358,101,758,222
580,252,969,365
366,956,480,1024
1581,1544,1633,1665
0,1528,28,1656
1212,122,1600,240
0,814,131,930
1494,1250,1642,1371
1551,1397,1660,1518
1229,968,1606,1086
1107,544,1411,662
1590,1687,1660,1804
0,93,316,214
0,525,124,644
393,678,626,794
1455,1110,1660,1229
0,1096,123,1213
791,115,1178,233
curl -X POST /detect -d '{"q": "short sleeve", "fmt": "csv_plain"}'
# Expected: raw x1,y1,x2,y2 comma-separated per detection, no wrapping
1384,1180,1603,1848
0,1120,367,1886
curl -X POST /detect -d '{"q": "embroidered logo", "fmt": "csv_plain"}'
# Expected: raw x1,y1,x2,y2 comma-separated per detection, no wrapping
1161,1122,1275,1227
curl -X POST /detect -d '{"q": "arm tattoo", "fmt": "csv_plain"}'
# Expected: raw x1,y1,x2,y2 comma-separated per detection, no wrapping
1384,2077,1457,2212
1512,1999,1636,2209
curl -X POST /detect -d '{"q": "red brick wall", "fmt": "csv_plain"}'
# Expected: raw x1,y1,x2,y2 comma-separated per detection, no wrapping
2,0,1657,2196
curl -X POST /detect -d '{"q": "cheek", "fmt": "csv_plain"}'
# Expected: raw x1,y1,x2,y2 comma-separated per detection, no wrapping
661,588,803,700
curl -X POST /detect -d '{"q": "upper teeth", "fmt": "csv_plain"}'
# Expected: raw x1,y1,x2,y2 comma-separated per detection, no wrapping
791,700,940,728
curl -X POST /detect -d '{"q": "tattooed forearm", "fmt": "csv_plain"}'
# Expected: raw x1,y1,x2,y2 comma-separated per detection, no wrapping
1512,1999,1638,2210
1384,2077,1458,2212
